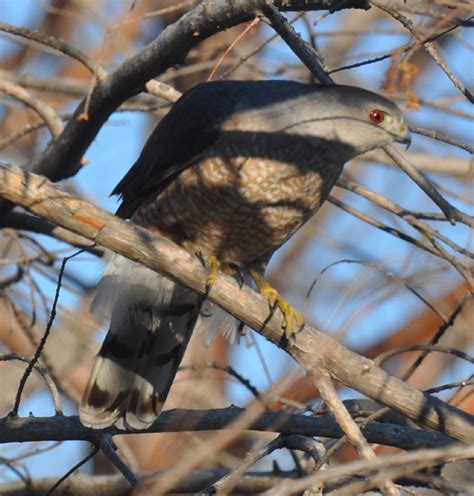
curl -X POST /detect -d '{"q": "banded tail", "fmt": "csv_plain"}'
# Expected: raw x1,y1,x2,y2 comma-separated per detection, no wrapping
80,255,201,430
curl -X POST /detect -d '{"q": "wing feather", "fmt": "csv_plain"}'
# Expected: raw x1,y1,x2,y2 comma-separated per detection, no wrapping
113,82,241,218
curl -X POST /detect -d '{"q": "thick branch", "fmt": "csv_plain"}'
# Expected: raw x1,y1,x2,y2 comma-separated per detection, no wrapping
0,163,472,442
0,408,452,449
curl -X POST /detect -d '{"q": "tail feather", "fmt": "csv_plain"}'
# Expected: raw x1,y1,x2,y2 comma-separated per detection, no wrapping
80,255,201,430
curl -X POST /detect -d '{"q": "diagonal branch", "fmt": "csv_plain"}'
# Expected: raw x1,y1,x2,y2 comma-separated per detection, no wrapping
0,162,472,442
382,145,472,227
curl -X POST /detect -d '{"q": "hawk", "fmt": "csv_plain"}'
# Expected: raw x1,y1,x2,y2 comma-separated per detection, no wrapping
79,80,410,430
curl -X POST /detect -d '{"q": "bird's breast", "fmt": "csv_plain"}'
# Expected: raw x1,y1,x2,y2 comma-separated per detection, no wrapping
134,153,342,266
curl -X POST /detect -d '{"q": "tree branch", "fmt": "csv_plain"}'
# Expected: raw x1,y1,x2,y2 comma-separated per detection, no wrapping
0,162,472,442
360,150,473,176
0,81,64,139
1,211,104,256
267,443,474,495
0,469,301,496
0,407,453,449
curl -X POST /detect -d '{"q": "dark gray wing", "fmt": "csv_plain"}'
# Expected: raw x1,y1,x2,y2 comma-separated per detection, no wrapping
113,81,241,218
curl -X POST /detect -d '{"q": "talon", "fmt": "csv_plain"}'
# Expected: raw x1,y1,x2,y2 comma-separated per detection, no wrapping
278,299,305,340
249,269,304,339
229,262,245,288
260,285,279,308
181,242,221,290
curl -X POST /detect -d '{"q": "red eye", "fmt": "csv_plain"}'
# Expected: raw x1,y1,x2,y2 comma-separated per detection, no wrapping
369,109,385,124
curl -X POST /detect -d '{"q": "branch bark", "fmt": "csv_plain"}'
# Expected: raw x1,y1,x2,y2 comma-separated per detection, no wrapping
0,407,452,449
0,162,472,442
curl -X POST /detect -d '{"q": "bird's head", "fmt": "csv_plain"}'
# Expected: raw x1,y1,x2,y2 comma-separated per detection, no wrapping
308,85,411,156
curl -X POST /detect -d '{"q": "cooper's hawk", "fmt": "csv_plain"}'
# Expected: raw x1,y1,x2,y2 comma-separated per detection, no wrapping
80,80,410,430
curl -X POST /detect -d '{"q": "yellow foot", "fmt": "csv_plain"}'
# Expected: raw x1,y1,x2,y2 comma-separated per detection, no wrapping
249,269,305,339
182,241,221,290
206,254,220,288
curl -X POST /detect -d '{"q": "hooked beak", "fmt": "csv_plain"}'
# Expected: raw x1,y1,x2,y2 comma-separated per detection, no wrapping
396,128,412,150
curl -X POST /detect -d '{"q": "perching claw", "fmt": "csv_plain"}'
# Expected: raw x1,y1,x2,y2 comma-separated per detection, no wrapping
249,269,305,340
182,241,221,292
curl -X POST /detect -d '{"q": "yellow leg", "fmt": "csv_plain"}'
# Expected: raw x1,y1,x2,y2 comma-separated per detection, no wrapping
249,269,304,339
182,241,221,289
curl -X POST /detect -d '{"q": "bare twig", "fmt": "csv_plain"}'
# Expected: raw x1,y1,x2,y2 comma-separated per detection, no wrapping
208,18,261,81
179,362,262,400
0,117,68,151
261,3,332,84
336,178,474,259
327,195,460,262
144,80,182,103
46,447,99,495
10,248,87,415
374,344,474,367
0,469,301,495
382,145,471,227
322,291,474,465
305,258,450,322
0,81,64,139
399,291,473,382
1,211,104,256
0,353,62,414
410,126,474,155
427,376,474,396
0,22,106,80
372,2,474,103
360,149,473,176
328,18,465,76
311,370,398,496
99,436,138,488
264,443,474,495
220,13,304,80
201,434,324,494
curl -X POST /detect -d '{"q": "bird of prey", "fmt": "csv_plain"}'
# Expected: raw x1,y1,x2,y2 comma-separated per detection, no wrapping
80,80,410,430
